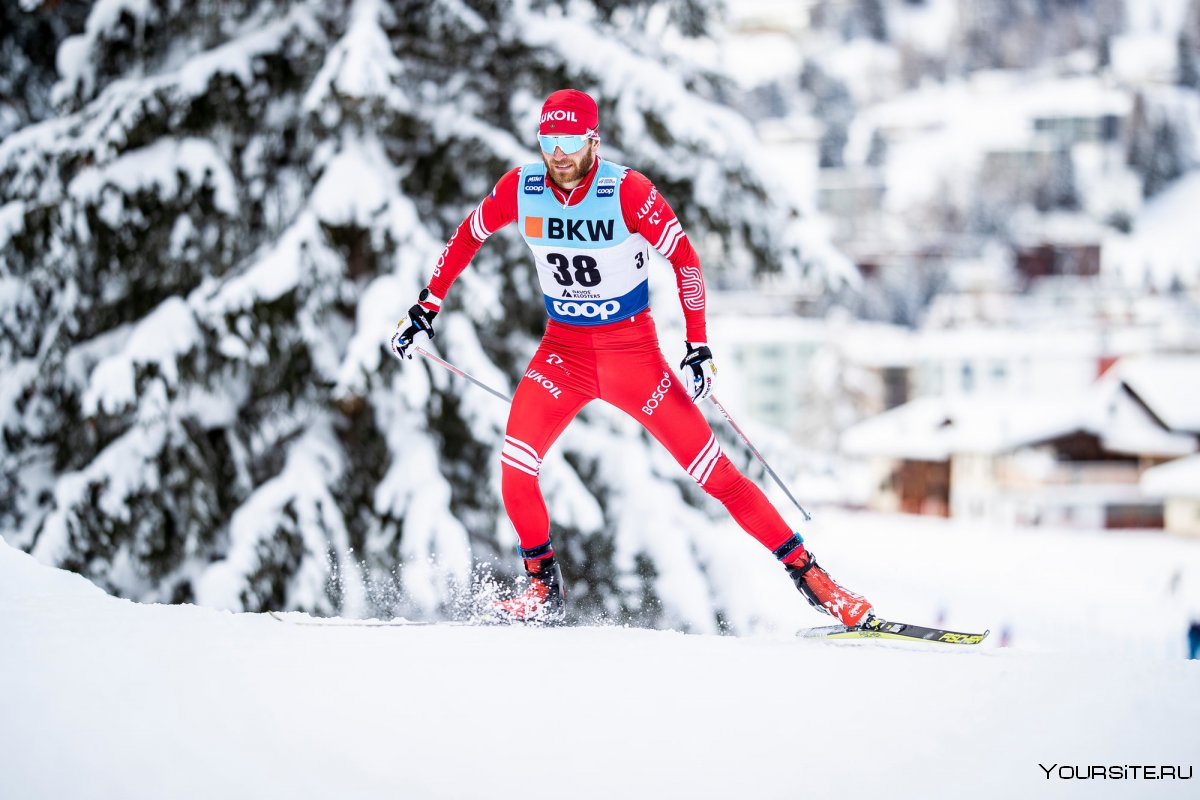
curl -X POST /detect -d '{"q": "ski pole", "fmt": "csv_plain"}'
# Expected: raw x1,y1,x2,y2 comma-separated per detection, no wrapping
411,346,811,521
708,394,812,522
414,345,513,404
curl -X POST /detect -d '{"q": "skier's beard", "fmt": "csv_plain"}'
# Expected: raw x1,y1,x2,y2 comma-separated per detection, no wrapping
542,145,595,189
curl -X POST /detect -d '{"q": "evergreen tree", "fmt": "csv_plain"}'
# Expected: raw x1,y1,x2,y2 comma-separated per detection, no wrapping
0,0,93,138
1180,31,1200,90
0,0,836,631
1126,93,1189,199
859,0,889,42
800,62,855,169
1035,147,1079,212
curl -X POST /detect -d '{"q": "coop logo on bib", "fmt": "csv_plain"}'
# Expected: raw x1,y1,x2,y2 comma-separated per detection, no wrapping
551,299,621,320
596,177,617,197
523,174,545,195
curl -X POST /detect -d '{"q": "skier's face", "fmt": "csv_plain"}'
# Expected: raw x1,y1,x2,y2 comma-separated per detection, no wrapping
541,139,597,189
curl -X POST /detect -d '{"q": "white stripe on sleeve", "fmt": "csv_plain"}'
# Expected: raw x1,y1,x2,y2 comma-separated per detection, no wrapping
469,202,493,241
654,219,682,253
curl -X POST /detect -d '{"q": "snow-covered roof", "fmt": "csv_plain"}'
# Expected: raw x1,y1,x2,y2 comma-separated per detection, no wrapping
914,325,1101,361
1115,356,1200,433
1009,210,1108,248
1103,170,1200,290
1142,454,1200,500
842,369,1199,461
841,395,959,461
831,320,916,368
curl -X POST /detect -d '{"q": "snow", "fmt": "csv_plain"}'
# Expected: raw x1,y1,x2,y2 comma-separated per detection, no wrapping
68,138,240,220
1111,0,1195,81
716,31,802,89
82,296,203,416
368,380,475,613
0,200,25,250
1143,454,1200,499
582,423,721,629
302,0,409,117
54,35,91,99
4,513,1200,800
84,0,154,36
52,4,319,118
54,0,155,102
178,10,320,97
309,138,393,228
1104,170,1200,290
822,37,902,105
1117,355,1200,432
1111,33,1181,83
842,394,957,461
30,416,168,566
887,0,958,56
198,212,328,316
195,421,370,615
1124,0,1193,34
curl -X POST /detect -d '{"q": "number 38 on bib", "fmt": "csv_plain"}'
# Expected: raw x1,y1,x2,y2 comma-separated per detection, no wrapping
518,161,651,327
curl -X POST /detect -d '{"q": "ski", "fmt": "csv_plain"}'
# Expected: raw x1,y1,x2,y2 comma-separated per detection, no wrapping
797,616,989,645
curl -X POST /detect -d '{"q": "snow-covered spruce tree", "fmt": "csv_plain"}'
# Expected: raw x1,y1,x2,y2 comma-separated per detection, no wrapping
0,1,93,139
1125,89,1200,199
0,0,841,631
1179,0,1200,89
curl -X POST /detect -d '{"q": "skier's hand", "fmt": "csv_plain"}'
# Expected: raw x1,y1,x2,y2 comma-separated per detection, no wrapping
679,341,717,403
390,295,438,360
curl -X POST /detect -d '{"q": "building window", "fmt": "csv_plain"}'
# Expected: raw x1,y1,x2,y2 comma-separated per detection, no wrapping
1105,504,1165,530
883,366,908,409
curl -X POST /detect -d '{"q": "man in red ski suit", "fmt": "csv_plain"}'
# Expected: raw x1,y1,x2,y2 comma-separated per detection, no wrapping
391,89,871,627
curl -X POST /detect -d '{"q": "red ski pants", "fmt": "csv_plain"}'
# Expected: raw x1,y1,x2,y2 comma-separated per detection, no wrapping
500,312,795,555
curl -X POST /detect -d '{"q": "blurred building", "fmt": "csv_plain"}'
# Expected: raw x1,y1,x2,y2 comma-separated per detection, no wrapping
842,356,1200,531
1143,454,1200,536
707,313,827,435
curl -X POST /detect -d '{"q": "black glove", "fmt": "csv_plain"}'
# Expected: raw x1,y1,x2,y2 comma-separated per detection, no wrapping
390,290,438,360
679,341,717,402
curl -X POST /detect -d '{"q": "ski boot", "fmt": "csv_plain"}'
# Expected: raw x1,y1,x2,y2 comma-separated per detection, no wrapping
779,537,872,628
494,550,566,625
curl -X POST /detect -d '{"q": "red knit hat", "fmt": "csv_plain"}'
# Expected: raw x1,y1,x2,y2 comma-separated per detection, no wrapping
538,89,599,136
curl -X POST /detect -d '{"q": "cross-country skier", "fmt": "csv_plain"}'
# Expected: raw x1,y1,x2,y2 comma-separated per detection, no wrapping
391,89,871,627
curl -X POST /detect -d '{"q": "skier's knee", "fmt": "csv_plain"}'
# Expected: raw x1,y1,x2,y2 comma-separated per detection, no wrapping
698,455,743,497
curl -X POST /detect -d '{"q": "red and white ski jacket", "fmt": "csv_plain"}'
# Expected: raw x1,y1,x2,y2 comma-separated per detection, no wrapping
419,158,708,343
